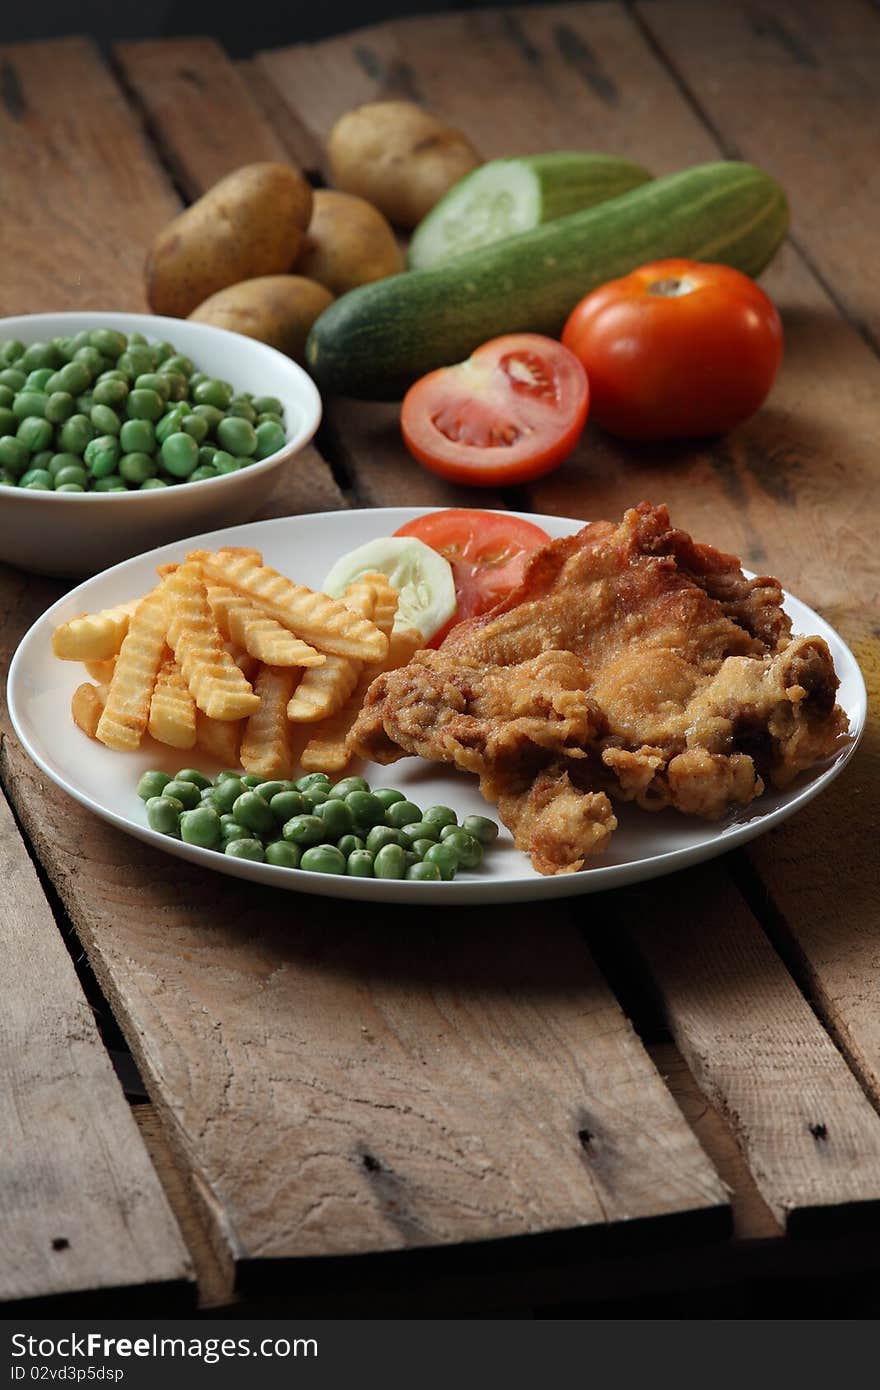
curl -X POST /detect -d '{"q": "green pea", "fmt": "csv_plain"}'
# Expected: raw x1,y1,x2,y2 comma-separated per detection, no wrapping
50,361,91,396
373,788,406,810
23,479,51,490
48,452,81,479
118,345,154,377
54,463,88,488
89,328,127,359
179,806,222,849
295,772,331,793
73,346,105,379
88,403,120,438
337,834,366,857
84,435,121,477
75,392,94,414
213,451,242,474
160,431,199,478
410,838,437,860
225,838,265,862
55,482,84,492
422,806,458,832
25,369,55,392
119,417,155,453
162,778,201,810
126,388,164,422
399,821,440,849
92,475,126,491
173,767,211,790
21,342,57,371
265,841,301,869
253,394,283,416
189,464,218,482
159,371,190,402
197,445,218,468
385,800,422,829
212,776,245,814
200,785,219,804
145,794,183,835
232,789,275,835
192,378,232,410
227,397,256,423
269,789,306,823
282,814,324,847
366,824,403,854
151,341,177,364
17,416,53,452
343,790,386,827
31,450,53,471
19,468,53,488
140,476,168,490
216,415,257,457
13,390,49,420
134,372,170,401
254,779,289,802
0,368,26,392
163,354,194,378
179,412,208,442
216,769,242,783
302,786,333,812
92,376,129,408
0,407,15,436
407,861,442,881
373,843,406,879
439,828,483,869
139,780,171,822
0,341,25,365
347,849,374,877
328,775,367,797
423,843,458,880
254,419,287,459
316,797,354,838
462,814,499,845
240,774,264,788
256,412,284,428
300,844,347,875
0,437,29,473
192,403,223,431
219,814,243,843
120,452,157,485
0,386,11,408
155,407,187,445
58,414,94,454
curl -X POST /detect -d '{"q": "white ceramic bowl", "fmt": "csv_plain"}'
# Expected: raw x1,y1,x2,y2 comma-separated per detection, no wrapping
0,311,322,576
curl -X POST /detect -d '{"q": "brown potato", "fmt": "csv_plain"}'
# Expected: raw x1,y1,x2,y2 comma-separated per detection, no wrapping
146,163,313,317
295,190,404,295
188,276,334,364
327,101,481,229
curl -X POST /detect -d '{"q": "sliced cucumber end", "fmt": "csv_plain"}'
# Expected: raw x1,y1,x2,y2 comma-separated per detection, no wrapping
408,161,541,270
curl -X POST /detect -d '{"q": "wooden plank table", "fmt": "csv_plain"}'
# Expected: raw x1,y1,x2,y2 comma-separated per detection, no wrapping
2,3,879,1314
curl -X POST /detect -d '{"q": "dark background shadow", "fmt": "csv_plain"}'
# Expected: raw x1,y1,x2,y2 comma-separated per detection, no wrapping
4,0,602,56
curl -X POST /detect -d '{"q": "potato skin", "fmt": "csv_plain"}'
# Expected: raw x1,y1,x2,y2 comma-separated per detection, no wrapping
188,276,334,364
328,101,481,229
146,163,313,317
294,190,404,295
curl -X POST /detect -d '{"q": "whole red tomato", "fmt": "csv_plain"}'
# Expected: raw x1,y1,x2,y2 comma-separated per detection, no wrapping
562,258,783,441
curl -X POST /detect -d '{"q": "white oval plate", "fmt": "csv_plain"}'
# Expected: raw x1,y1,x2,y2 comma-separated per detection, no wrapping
7,509,866,904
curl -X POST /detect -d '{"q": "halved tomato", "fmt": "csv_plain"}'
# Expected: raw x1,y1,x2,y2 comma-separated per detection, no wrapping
394,508,551,644
400,334,589,486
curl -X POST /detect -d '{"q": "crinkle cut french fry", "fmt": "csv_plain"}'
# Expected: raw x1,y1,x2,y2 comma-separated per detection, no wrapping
95,585,169,751
52,599,140,662
195,710,242,765
165,561,260,721
301,627,423,774
194,549,388,661
207,583,324,667
240,665,300,779
286,579,377,723
148,653,197,750
223,641,258,682
71,682,106,740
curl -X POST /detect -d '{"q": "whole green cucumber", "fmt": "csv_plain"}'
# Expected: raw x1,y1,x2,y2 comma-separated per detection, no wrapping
407,151,653,269
306,161,788,401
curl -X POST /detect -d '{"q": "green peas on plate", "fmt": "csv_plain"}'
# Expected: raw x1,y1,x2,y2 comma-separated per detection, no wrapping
346,849,374,877
423,843,458,880
365,825,402,854
315,798,354,839
337,834,366,858
300,844,347,875
373,843,407,880
385,799,422,829
422,805,458,831
145,794,184,835
282,814,324,847
265,841,301,869
232,789,276,836
180,806,222,849
439,828,483,869
225,838,265,862
462,814,499,844
407,861,442,881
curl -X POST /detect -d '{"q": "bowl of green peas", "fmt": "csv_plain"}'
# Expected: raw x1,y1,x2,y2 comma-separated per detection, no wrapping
0,311,322,576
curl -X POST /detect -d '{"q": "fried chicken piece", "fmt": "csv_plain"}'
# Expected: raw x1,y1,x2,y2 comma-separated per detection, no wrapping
351,503,848,874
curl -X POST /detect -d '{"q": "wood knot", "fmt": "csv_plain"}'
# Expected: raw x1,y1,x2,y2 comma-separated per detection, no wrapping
51,1237,70,1251
809,1122,828,1141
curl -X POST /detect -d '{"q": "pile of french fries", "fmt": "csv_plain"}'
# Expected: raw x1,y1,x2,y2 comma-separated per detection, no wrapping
51,547,423,777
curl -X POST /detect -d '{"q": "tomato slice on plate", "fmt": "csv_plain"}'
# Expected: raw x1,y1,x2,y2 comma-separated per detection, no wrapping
394,508,551,644
400,334,589,486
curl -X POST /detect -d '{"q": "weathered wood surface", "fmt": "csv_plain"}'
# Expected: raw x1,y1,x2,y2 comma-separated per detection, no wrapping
257,0,880,1218
0,784,193,1308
